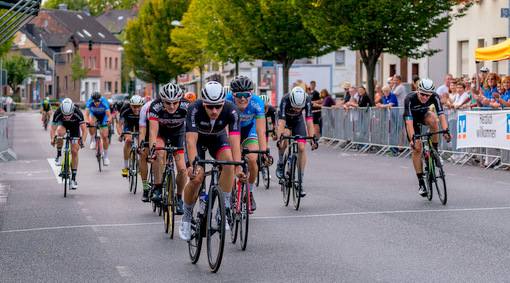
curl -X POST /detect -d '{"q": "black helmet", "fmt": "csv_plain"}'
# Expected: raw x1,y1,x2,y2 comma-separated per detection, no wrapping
230,75,254,93
91,91,101,101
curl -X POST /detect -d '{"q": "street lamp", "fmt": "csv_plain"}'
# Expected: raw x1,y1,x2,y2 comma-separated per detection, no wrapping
52,49,73,100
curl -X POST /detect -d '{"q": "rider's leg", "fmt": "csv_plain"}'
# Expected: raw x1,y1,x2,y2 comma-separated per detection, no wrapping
123,134,132,168
88,116,97,143
424,112,439,149
174,152,187,196
71,142,80,180
151,138,166,200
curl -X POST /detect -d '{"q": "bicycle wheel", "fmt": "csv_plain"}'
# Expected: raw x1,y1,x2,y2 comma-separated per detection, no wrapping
282,154,290,206
206,186,225,273
96,136,102,172
230,180,239,244
188,200,203,264
133,153,139,194
291,153,302,210
262,165,270,190
107,125,112,145
44,116,48,131
63,150,69,197
164,170,176,238
255,156,260,187
431,150,447,205
422,153,433,201
128,151,134,192
239,180,249,251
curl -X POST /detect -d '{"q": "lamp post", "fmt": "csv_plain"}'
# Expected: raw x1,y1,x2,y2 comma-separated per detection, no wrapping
52,49,72,99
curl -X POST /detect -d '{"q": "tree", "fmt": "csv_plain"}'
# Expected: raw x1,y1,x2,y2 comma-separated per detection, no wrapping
70,50,90,82
213,0,339,95
43,0,137,15
0,11,17,55
2,53,34,99
294,0,473,101
42,0,88,12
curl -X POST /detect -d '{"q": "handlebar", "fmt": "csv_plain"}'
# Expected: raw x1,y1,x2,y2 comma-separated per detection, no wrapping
277,133,319,150
192,156,245,176
241,147,269,156
413,129,450,141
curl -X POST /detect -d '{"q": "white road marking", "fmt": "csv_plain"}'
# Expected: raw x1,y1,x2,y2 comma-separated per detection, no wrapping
2,206,510,234
47,158,63,184
98,236,109,243
116,266,132,277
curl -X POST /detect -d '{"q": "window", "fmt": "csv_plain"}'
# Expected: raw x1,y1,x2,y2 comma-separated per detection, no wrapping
478,39,485,70
88,57,91,68
458,40,469,78
335,50,345,66
109,57,112,69
105,57,107,69
115,81,118,93
389,64,396,77
64,76,67,90
93,57,96,69
493,37,507,76
82,57,85,68
115,57,118,69
105,81,111,93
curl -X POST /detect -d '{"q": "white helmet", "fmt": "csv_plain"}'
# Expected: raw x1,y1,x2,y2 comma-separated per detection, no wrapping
107,99,113,105
202,81,225,104
159,83,183,102
260,95,270,105
418,78,435,93
61,98,75,115
289,86,307,108
130,95,143,106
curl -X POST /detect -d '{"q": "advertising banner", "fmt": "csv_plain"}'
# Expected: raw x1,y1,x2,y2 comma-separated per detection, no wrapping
457,110,510,150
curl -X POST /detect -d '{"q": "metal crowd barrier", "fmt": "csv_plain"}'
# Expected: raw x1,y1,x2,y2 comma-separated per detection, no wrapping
0,115,17,162
321,107,508,170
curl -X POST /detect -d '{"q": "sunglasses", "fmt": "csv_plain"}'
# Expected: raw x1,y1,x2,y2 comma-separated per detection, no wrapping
163,101,179,106
419,91,432,97
92,100,101,103
205,104,223,110
234,92,251,99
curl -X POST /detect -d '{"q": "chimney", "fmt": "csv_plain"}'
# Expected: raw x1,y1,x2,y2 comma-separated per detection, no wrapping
131,6,138,15
58,4,68,10
105,6,110,15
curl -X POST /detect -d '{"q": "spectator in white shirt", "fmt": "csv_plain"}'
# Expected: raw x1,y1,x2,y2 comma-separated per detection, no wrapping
436,74,453,98
452,82,470,110
391,74,407,107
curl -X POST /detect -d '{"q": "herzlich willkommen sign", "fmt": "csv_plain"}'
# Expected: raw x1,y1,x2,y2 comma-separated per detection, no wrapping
457,110,510,150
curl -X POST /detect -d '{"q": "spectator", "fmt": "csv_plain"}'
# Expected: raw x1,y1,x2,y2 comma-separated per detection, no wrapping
332,86,357,109
412,75,420,91
479,67,489,91
436,74,454,98
309,80,322,138
387,77,394,89
319,89,336,107
492,76,510,108
442,80,458,109
480,72,499,107
374,84,383,105
452,82,470,110
391,75,407,106
375,86,398,109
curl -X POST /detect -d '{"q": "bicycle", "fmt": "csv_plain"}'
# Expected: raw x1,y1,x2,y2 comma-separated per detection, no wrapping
413,129,450,205
43,113,50,131
121,131,140,194
230,148,271,251
188,156,244,273
277,134,318,210
54,130,82,197
149,142,182,238
255,149,272,190
87,122,104,172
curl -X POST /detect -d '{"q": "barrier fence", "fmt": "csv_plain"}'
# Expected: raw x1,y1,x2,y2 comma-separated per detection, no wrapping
321,107,509,169
0,115,16,162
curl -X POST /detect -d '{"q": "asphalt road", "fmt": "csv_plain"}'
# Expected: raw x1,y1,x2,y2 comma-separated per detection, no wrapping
1,111,510,282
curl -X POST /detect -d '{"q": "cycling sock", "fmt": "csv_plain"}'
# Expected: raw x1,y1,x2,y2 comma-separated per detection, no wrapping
103,149,108,158
223,191,231,209
124,159,128,168
417,173,424,181
278,152,284,163
57,147,62,157
177,194,182,199
155,183,162,191
142,179,148,190
249,183,254,193
301,171,305,179
72,170,77,180
182,203,194,222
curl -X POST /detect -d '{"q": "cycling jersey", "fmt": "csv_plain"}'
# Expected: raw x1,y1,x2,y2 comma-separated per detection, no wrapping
139,100,154,144
148,98,189,133
41,100,51,112
403,91,444,139
265,105,277,137
278,93,312,138
119,103,140,132
52,107,85,137
86,97,110,116
226,93,265,128
186,99,240,136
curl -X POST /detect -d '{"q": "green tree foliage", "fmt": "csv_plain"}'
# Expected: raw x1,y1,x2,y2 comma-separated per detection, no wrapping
2,53,34,98
42,0,88,12
43,0,137,15
0,11,18,54
213,0,339,94
295,0,472,101
70,50,90,82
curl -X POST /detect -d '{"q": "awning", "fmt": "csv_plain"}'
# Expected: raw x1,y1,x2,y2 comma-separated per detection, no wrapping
475,38,510,61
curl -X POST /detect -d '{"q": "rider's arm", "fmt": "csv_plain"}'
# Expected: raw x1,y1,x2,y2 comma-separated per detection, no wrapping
106,110,112,122
186,132,198,167
148,119,159,152
277,119,286,139
117,119,124,135
85,109,91,124
255,117,267,151
80,122,88,142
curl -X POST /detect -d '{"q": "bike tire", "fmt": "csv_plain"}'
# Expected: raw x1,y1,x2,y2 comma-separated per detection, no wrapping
96,137,102,172
63,151,69,198
432,150,447,205
239,180,249,251
128,151,134,192
188,201,203,264
423,154,433,201
255,156,260,187
282,154,290,206
262,165,270,190
164,170,176,238
133,153,139,194
291,153,302,210
206,185,225,273
230,181,239,244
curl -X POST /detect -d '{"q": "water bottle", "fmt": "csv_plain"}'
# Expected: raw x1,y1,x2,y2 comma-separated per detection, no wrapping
199,192,207,213
286,156,292,175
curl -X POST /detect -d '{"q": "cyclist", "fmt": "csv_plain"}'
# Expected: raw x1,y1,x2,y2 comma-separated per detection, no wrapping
147,83,189,215
226,75,267,211
40,97,52,127
260,94,277,141
108,99,116,130
275,86,317,197
139,97,155,202
184,92,196,102
179,81,245,241
118,95,143,177
85,91,112,165
404,78,452,197
50,98,87,189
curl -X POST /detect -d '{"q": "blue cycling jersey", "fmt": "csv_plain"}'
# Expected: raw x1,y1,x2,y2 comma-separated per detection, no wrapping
226,93,265,128
86,97,110,115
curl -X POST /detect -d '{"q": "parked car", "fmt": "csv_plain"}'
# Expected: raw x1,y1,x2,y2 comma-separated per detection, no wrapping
1,96,16,111
111,93,129,104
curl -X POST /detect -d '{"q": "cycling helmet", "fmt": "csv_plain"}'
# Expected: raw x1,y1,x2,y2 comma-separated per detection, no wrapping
201,81,225,104
260,94,270,105
480,67,489,73
289,86,307,108
115,100,124,109
159,83,183,102
184,92,196,102
417,78,435,93
45,96,49,100
230,75,254,92
43,99,49,105
91,91,101,101
130,95,143,106
107,99,113,105
61,98,75,115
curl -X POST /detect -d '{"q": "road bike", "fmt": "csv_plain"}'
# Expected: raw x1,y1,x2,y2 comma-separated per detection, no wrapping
255,149,272,190
230,148,271,251
122,131,140,194
413,129,450,205
43,113,50,131
54,130,81,197
87,122,104,172
277,134,318,210
150,142,182,239
188,156,244,273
